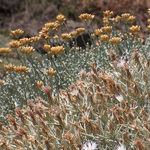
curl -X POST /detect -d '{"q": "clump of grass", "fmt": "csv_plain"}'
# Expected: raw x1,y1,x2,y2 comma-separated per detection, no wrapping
0,48,149,149
0,10,150,121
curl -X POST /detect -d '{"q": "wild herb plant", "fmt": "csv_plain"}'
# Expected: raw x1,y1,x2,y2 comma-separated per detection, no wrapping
0,48,149,149
0,10,150,128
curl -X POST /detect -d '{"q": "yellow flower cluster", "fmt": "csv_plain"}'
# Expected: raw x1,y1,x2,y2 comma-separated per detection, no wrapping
9,40,21,48
94,26,112,36
13,66,29,73
61,33,71,41
20,46,35,54
70,31,78,38
109,37,122,45
121,13,136,23
100,34,109,42
103,10,113,26
56,14,66,24
129,25,140,34
39,21,60,39
101,26,112,34
94,29,102,36
103,10,113,18
47,68,56,76
79,13,95,21
36,81,44,89
76,27,86,35
4,64,29,73
0,47,11,54
43,45,64,55
50,46,64,55
43,44,51,53
10,29,24,37
44,21,60,30
4,64,14,72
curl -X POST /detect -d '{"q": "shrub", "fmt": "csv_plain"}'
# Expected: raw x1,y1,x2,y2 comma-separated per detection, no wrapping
0,49,150,149
0,10,149,122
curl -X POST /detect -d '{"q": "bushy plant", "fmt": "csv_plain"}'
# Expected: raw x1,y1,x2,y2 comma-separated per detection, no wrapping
0,48,150,149
1,10,149,120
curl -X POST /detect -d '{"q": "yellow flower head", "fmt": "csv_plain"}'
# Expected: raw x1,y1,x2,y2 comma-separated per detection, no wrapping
39,27,49,39
127,15,136,23
50,46,64,55
70,31,78,38
43,44,51,53
103,10,113,18
10,29,24,37
56,14,66,23
29,36,40,43
9,40,21,48
61,33,71,41
19,38,31,45
121,13,131,21
101,26,112,34
20,46,35,54
36,81,44,89
109,37,122,45
14,65,29,74
0,48,11,54
4,64,15,72
79,13,95,21
44,21,60,30
76,27,86,35
47,68,56,76
129,25,140,34
103,17,110,26
100,34,109,42
94,29,102,36
113,15,121,23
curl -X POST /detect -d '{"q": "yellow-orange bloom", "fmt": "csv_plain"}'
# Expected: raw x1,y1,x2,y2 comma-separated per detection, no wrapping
36,81,44,89
50,46,64,55
4,64,15,72
121,13,131,21
14,65,29,73
100,34,109,42
109,37,122,45
10,29,24,37
129,25,140,34
61,33,71,41
20,46,35,54
43,44,51,53
70,31,78,38
0,48,11,54
76,28,86,35
94,29,102,36
127,15,136,23
19,38,31,45
9,40,21,48
79,13,95,21
101,26,112,34
44,21,60,30
103,10,113,18
56,14,66,23
47,68,56,76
